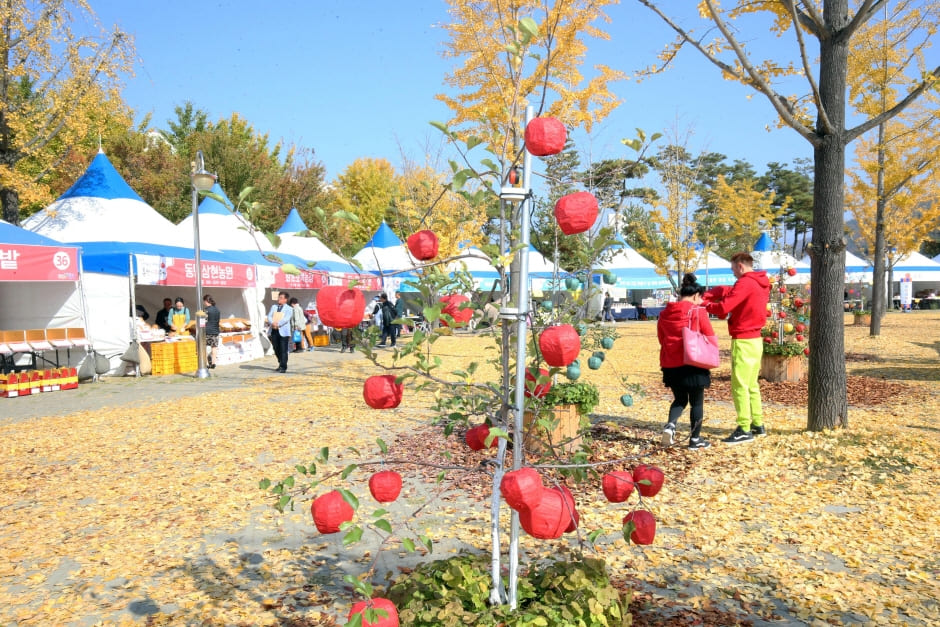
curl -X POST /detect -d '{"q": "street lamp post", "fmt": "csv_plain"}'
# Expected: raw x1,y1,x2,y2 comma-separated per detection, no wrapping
191,151,217,379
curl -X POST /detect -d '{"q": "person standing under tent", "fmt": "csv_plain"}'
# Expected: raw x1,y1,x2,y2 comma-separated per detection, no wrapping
170,297,190,334
267,291,292,372
704,252,770,444
155,298,173,333
289,297,310,352
203,294,221,369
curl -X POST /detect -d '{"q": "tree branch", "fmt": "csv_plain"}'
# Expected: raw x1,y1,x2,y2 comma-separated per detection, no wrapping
841,0,887,42
846,65,940,143
795,0,826,37
783,0,833,134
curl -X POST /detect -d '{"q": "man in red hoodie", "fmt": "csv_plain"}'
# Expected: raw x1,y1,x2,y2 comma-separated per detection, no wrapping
704,252,771,444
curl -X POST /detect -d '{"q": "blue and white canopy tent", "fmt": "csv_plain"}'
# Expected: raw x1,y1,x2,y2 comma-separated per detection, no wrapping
446,246,502,292
353,221,420,294
592,239,672,294
751,232,810,284
176,182,276,253
272,207,361,275
668,249,736,287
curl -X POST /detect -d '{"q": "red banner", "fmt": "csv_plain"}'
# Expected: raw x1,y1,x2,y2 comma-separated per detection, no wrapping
136,255,256,288
0,244,79,282
339,273,382,290
269,268,330,290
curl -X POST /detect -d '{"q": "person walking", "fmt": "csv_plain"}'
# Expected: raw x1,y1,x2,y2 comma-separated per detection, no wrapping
602,292,613,322
203,294,221,369
289,297,308,353
376,293,397,347
658,273,715,450
267,291,292,372
704,252,770,444
393,291,405,341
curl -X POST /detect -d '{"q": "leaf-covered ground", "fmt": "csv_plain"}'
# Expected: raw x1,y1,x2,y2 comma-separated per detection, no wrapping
1,312,938,625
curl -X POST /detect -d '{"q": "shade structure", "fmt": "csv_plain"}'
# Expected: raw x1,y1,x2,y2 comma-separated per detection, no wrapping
803,250,873,283
750,234,810,284
447,246,502,291
176,183,275,252
892,251,940,282
668,250,736,286
273,207,361,275
22,150,192,248
593,240,671,290
352,221,420,293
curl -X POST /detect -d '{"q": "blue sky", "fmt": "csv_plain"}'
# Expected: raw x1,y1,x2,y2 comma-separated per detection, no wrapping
89,0,812,182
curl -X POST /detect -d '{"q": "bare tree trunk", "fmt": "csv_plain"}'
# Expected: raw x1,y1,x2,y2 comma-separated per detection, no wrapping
1,186,19,225
807,2,850,431
869,122,887,337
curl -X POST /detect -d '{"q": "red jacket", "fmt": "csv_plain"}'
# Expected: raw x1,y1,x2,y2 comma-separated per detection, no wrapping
658,301,715,368
704,271,771,339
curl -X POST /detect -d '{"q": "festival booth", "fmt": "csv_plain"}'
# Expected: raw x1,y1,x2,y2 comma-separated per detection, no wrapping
668,250,736,288
890,251,940,308
0,221,88,377
592,240,671,319
751,233,810,284
353,221,421,296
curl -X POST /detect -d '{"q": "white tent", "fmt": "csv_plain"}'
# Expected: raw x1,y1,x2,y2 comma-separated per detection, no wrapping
23,150,192,248
353,221,420,294
668,250,736,287
273,207,359,272
752,233,810,284
594,240,671,292
447,246,502,292
176,183,275,252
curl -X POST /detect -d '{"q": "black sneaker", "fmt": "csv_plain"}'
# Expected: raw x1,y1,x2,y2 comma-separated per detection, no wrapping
688,437,711,450
722,427,754,445
751,424,766,436
661,422,676,447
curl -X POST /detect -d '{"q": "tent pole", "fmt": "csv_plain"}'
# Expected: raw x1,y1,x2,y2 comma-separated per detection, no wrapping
76,248,93,367
128,254,140,377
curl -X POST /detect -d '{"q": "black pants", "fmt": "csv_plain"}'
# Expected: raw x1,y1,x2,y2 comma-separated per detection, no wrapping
667,386,705,439
271,332,290,370
380,325,395,346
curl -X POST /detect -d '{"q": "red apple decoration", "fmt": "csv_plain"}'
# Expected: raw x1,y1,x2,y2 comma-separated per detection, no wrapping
524,117,566,156
764,337,772,344
796,334,804,342
602,471,635,503
804,347,810,356
519,486,575,539
538,324,581,367
406,230,439,261
348,598,399,627
524,367,552,398
779,287,787,294
623,510,656,545
368,470,403,503
363,375,404,409
772,331,778,339
778,311,787,319
794,298,805,308
316,285,365,329
312,490,354,534
439,294,473,327
632,464,664,497
787,267,797,276
554,192,599,235
501,467,544,512
465,424,496,451
795,323,806,332
554,485,578,533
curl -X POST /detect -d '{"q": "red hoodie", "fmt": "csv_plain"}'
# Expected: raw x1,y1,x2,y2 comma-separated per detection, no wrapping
704,271,771,339
658,301,715,368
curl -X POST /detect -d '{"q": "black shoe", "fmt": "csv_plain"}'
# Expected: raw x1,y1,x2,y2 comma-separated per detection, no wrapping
722,427,754,445
661,422,676,447
208,363,216,369
751,424,766,436
688,437,711,450
276,367,286,373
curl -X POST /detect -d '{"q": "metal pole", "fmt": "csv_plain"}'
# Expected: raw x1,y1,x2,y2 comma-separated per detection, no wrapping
192,154,209,379
508,105,535,610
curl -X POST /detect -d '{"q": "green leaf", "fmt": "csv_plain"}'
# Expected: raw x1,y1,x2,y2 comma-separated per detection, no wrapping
374,518,393,533
430,120,451,135
343,526,363,546
436,471,446,483
346,613,363,627
294,465,307,475
339,488,359,510
518,16,539,39
341,464,358,479
480,158,499,173
283,475,295,488
452,169,470,191
258,478,271,490
466,136,482,151
484,427,508,446
622,521,637,543
317,447,329,463
402,538,416,552
376,437,388,455
504,42,520,56
277,494,291,511
332,209,360,223
419,533,433,553
587,529,603,544
347,446,361,456
237,186,255,203
372,508,388,518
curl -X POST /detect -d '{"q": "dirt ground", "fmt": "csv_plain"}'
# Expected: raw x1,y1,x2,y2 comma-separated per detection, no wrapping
1,312,938,626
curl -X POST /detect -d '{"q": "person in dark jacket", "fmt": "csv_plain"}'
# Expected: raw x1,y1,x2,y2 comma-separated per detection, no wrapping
155,298,173,333
704,252,771,444
376,293,396,347
203,294,221,368
657,273,716,449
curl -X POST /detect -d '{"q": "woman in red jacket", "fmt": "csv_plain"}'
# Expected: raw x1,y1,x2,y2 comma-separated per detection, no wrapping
657,273,716,449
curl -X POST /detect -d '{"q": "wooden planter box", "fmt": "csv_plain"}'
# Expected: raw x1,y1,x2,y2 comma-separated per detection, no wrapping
523,404,582,454
853,313,871,326
760,353,805,383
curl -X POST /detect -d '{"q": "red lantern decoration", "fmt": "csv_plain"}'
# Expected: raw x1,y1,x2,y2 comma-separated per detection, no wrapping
554,192,599,235
632,464,664,497
406,230,439,261
440,294,473,327
316,286,365,329
369,470,403,503
524,367,552,398
524,117,567,156
623,510,656,545
602,471,635,503
501,467,544,513
794,298,805,308
778,311,787,319
804,347,810,356
795,323,806,332
538,324,581,367
779,287,787,294
465,424,496,451
363,375,404,409
787,267,797,276
348,598,400,627
519,486,574,539
311,490,354,534
554,485,579,533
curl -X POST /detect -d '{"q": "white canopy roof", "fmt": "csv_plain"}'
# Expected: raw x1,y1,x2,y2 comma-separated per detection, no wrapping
176,183,274,252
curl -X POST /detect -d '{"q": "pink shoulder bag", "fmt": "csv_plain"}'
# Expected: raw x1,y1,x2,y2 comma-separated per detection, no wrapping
682,307,720,369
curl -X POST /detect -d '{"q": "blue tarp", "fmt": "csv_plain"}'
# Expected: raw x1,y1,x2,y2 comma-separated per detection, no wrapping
276,207,308,234
57,151,146,203
0,220,71,247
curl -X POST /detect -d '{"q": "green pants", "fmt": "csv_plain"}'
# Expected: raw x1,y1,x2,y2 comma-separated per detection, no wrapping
730,338,763,430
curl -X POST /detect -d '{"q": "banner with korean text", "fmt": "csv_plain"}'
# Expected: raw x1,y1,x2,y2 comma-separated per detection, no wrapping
0,243,79,282
135,255,256,288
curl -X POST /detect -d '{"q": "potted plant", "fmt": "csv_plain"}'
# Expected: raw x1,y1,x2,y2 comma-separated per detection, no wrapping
853,309,871,326
524,381,599,454
761,274,809,382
